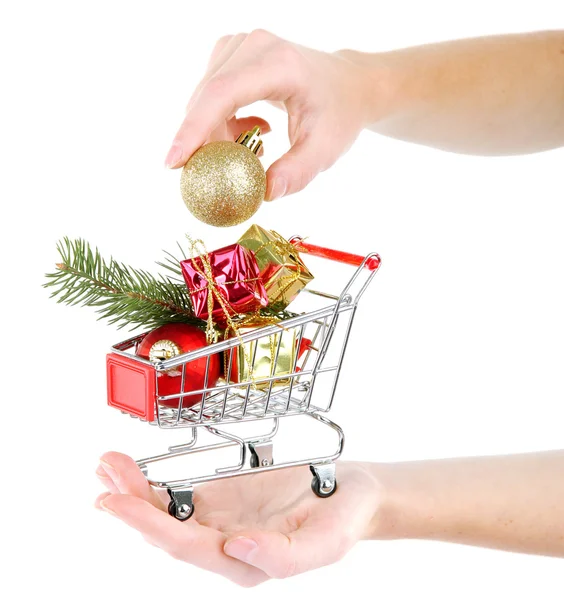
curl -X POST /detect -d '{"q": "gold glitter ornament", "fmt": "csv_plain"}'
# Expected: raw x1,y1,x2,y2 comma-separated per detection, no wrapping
180,126,266,227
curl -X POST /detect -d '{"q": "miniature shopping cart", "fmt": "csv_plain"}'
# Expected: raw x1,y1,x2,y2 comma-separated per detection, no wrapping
106,237,381,520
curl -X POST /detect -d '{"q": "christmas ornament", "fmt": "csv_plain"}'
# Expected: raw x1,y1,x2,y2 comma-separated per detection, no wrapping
136,323,221,408
181,241,268,334
180,126,266,227
238,224,314,309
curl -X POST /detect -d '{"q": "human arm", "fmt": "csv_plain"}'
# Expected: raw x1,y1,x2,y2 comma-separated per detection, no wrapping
348,30,564,156
95,450,564,587
369,450,564,557
165,30,564,198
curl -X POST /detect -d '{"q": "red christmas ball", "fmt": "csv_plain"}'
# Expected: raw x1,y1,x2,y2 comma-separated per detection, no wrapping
136,323,220,409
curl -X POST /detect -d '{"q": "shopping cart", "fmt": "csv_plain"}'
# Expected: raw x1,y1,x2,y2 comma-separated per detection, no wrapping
106,237,381,520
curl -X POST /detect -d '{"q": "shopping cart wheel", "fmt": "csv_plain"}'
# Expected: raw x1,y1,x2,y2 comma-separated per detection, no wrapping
249,441,274,469
167,487,195,521
310,464,338,498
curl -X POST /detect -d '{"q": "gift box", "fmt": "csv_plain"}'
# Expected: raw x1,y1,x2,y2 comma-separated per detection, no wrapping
181,243,268,325
224,319,297,388
238,225,313,309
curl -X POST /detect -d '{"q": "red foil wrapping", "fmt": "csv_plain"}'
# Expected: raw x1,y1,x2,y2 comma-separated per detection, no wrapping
181,243,268,324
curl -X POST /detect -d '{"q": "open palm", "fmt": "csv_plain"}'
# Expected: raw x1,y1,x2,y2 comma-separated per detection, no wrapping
96,452,381,586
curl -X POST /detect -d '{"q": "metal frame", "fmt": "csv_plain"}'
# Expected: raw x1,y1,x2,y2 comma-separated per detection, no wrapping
109,242,381,519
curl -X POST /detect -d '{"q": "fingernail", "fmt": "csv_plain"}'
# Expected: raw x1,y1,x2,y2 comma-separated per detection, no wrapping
267,177,287,201
99,460,119,483
224,537,259,562
165,143,183,168
96,464,110,479
99,499,117,516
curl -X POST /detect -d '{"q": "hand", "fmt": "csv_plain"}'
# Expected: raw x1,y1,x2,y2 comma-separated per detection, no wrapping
95,452,383,586
165,30,387,200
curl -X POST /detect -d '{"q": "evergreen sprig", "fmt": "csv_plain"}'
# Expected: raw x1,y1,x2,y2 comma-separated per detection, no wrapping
44,238,201,331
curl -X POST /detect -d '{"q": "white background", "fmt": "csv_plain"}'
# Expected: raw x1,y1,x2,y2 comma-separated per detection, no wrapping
1,0,563,598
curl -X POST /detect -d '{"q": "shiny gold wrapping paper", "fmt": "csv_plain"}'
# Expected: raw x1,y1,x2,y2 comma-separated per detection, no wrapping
237,224,314,309
225,322,297,387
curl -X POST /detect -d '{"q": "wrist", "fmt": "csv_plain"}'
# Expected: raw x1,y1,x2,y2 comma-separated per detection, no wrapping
363,461,430,541
333,49,403,127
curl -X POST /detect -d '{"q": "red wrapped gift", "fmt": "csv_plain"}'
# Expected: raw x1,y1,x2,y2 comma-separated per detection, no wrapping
181,243,268,326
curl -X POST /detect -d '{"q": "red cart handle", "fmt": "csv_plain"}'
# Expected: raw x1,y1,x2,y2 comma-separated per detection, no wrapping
290,237,381,271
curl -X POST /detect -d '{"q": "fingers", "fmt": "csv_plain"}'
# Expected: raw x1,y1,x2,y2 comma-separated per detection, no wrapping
230,116,271,137
185,33,247,114
223,520,353,579
265,130,335,200
100,494,268,587
166,30,296,168
94,491,111,510
205,33,247,79
96,464,119,494
98,451,166,510
166,74,278,168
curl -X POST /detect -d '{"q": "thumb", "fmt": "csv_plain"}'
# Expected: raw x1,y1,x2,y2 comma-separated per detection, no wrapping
265,132,335,201
98,451,166,510
223,525,349,579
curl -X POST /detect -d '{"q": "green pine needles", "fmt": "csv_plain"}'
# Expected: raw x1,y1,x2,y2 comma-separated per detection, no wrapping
44,238,201,331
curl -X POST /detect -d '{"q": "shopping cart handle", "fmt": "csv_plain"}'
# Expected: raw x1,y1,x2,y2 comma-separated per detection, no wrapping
290,237,381,271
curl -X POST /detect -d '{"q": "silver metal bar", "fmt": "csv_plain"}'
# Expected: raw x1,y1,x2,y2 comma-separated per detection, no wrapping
198,355,211,422
221,349,234,419
205,426,246,474
327,307,357,411
143,413,344,488
305,315,333,410
168,428,197,452
243,334,261,417
285,323,305,411
299,289,341,301
145,305,354,369
153,365,337,404
263,325,286,416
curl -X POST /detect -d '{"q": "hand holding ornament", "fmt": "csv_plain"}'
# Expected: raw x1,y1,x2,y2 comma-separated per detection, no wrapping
165,30,383,200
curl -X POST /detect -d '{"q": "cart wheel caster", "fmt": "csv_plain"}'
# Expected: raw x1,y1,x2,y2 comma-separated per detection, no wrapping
168,500,194,521
167,487,194,521
249,441,273,469
311,476,338,498
310,463,337,498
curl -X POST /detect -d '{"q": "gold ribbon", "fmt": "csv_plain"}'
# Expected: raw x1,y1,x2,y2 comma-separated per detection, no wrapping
186,237,258,344
186,235,296,387
187,237,271,385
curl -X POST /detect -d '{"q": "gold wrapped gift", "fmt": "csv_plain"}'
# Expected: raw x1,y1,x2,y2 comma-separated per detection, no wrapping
224,319,297,387
237,224,313,309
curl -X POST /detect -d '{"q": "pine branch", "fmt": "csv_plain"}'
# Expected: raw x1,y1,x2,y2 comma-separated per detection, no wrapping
156,242,186,282
44,238,202,331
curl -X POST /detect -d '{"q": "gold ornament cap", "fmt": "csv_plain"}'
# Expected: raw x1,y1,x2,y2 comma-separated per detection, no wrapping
149,339,181,362
235,126,263,154
180,126,267,228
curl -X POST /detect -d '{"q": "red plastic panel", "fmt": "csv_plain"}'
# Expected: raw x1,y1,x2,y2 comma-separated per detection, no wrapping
106,353,156,422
